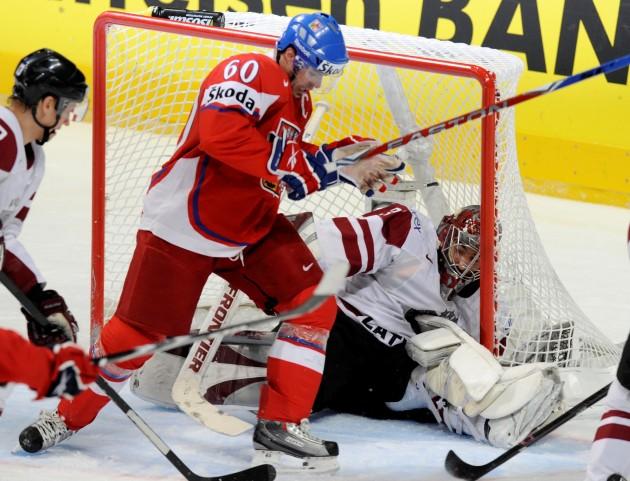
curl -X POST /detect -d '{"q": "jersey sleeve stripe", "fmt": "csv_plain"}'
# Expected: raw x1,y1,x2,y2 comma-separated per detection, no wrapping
357,218,375,272
0,118,17,172
593,422,630,442
332,217,362,276
14,207,29,222
602,410,630,420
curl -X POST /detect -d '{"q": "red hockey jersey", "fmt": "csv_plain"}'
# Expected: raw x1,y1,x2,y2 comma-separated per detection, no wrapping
140,53,319,257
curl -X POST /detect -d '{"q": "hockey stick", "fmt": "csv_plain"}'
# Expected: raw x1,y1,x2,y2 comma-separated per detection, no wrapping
0,272,276,481
444,382,611,480
172,286,255,436
94,261,348,367
221,331,275,346
96,378,275,481
375,65,450,226
354,53,630,161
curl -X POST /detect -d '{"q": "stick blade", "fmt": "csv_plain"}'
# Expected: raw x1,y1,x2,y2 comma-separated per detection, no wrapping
194,463,276,481
444,450,489,480
172,370,253,436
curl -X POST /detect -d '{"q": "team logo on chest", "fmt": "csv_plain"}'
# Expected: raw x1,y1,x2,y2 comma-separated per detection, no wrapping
202,80,261,115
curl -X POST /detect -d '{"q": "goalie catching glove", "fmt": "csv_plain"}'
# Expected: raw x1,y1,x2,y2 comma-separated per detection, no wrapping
400,315,563,448
279,136,405,200
22,284,79,347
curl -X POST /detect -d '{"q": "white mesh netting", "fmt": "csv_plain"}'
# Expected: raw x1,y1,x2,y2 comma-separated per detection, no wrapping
95,11,620,369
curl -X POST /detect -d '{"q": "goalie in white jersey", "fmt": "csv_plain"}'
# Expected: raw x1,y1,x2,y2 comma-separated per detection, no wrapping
195,202,563,449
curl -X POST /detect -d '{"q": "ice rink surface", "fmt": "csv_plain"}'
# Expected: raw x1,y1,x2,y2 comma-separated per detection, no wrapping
0,122,628,481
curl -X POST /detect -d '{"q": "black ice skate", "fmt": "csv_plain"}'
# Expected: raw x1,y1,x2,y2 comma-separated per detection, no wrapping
19,409,74,453
253,418,339,473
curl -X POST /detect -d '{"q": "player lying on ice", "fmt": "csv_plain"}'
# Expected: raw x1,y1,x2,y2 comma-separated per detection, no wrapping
134,203,564,451
17,11,404,473
0,328,98,413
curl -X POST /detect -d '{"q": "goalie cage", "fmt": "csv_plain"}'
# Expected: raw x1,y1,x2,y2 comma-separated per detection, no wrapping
92,11,620,379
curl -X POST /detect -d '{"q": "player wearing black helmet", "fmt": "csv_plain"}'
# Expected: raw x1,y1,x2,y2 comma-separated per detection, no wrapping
0,49,87,353
10,48,88,145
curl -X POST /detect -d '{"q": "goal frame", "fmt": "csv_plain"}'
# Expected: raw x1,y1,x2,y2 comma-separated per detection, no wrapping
92,11,498,349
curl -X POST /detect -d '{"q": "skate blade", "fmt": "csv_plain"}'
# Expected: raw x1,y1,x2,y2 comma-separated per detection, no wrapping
252,449,339,474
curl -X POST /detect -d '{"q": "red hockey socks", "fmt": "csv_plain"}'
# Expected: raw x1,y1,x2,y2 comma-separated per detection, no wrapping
258,294,337,422
58,315,163,431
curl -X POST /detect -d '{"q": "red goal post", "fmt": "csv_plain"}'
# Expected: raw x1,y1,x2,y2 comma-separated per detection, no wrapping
92,11,620,371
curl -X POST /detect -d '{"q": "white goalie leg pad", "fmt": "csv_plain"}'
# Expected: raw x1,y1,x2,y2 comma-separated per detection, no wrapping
130,351,184,408
480,367,562,447
425,365,563,448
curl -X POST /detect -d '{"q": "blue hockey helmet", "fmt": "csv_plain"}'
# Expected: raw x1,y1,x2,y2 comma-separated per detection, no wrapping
277,13,348,80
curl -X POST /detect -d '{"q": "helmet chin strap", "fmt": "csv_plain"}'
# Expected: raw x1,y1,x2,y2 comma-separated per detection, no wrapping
30,104,59,145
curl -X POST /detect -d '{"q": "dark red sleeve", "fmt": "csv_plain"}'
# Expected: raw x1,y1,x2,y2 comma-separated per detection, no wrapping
364,203,413,248
0,328,54,398
0,118,18,173
1,248,39,293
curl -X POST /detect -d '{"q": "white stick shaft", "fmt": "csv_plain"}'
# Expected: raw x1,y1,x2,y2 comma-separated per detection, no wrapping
303,101,329,142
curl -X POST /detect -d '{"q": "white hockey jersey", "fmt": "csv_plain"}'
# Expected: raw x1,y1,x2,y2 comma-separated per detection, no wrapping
0,106,46,282
315,203,480,346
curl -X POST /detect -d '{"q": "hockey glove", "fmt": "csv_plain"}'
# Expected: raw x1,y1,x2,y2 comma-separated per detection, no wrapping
282,135,386,200
331,137,406,196
41,343,99,400
282,136,405,200
23,285,79,347
269,131,322,200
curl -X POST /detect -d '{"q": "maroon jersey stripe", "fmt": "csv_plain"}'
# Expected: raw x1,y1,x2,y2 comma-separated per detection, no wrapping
357,218,375,272
602,409,630,421
593,422,630,442
0,119,17,172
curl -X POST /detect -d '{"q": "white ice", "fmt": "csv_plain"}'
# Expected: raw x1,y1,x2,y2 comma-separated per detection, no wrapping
0,122,628,481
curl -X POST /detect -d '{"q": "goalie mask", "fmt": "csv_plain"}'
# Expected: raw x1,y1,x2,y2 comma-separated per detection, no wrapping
276,12,348,93
437,205,481,300
13,48,88,144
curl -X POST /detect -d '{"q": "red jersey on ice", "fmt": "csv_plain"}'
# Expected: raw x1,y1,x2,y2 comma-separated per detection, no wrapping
139,53,318,257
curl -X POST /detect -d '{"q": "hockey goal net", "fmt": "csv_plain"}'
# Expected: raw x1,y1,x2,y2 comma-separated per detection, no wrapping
92,11,620,371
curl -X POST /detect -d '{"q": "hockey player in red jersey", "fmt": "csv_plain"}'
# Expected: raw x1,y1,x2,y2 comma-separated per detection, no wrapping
583,226,630,481
19,12,400,471
0,49,87,348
